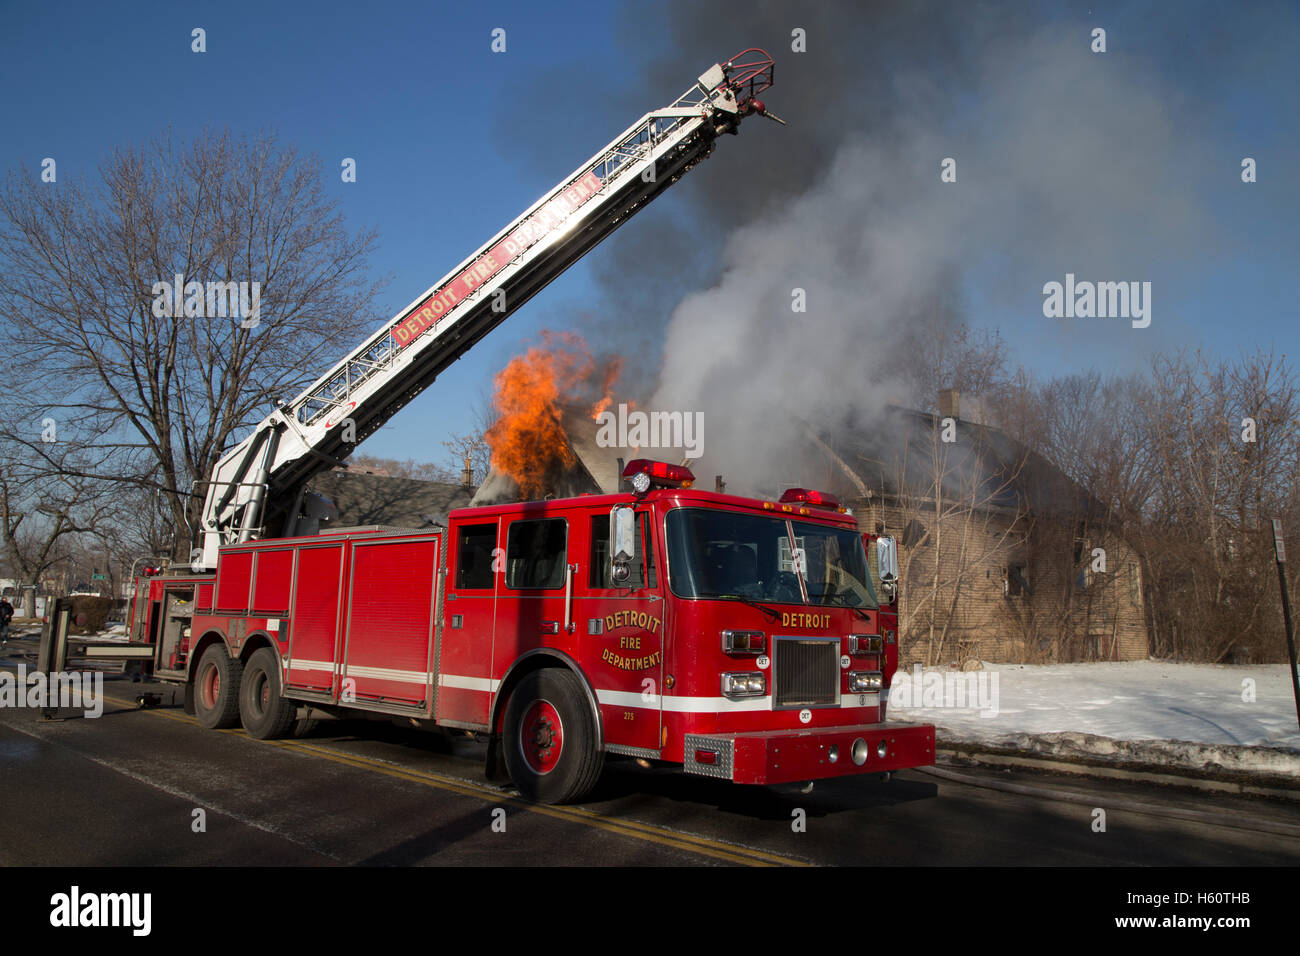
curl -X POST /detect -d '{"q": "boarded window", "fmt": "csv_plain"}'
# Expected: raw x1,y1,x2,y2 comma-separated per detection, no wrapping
901,519,928,548
1006,564,1032,597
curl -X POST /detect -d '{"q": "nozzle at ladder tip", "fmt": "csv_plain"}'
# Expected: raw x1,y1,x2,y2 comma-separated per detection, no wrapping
747,99,786,126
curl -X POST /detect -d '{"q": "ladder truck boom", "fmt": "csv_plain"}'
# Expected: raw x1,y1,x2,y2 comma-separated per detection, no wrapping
197,50,780,570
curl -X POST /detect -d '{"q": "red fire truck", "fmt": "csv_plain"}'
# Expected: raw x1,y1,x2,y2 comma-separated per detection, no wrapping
113,49,934,803
130,461,931,803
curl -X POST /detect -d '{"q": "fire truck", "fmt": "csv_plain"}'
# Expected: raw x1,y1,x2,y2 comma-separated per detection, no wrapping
108,49,935,803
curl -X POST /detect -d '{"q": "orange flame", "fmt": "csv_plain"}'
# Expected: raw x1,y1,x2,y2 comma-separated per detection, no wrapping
590,357,624,421
485,331,623,498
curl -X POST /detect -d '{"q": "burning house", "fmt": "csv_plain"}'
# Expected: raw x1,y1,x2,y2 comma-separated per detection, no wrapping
472,331,636,505
798,392,1148,666
472,404,643,505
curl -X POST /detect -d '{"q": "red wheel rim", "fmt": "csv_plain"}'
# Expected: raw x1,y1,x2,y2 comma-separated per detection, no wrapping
520,699,563,775
200,664,219,710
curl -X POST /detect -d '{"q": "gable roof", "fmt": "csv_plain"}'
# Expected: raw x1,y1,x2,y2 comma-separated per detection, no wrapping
308,471,475,528
810,405,1106,521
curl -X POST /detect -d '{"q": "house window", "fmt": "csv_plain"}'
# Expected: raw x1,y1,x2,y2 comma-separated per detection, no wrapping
1005,564,1032,597
901,519,928,548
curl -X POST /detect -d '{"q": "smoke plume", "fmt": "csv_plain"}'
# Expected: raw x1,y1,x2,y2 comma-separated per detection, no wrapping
501,1,1296,493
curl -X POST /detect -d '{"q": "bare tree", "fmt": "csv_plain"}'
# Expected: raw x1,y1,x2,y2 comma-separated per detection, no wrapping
996,371,1158,661
1138,349,1300,661
0,130,384,560
858,409,1032,666
890,315,1009,416
0,443,113,615
999,350,1300,663
442,397,494,487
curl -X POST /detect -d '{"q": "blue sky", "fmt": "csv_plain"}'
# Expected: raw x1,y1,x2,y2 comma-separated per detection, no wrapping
3,0,1296,466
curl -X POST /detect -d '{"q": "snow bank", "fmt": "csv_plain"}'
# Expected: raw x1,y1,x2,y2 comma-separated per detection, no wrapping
888,660,1300,779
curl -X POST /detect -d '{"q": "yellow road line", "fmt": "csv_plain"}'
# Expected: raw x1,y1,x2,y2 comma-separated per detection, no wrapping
103,693,808,867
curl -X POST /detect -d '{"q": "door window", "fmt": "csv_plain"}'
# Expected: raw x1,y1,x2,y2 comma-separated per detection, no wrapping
504,518,568,590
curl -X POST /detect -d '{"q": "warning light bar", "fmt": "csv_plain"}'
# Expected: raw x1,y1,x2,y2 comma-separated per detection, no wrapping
623,459,695,491
778,488,842,509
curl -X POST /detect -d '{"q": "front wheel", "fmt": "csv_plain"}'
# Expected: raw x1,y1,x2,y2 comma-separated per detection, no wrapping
503,669,602,804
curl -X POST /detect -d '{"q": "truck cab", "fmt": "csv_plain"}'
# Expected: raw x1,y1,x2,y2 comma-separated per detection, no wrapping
440,459,934,801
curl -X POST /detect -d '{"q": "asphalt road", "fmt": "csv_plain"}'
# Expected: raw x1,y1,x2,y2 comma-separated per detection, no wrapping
2,659,1298,868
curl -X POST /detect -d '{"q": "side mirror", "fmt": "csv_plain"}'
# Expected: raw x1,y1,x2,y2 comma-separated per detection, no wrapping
610,505,637,584
876,536,899,601
876,536,899,582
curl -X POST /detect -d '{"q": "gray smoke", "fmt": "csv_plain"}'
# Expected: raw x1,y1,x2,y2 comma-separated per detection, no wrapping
499,1,1296,491
634,0,1282,489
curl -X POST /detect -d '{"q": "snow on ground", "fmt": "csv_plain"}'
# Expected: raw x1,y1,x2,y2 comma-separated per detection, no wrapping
888,660,1300,778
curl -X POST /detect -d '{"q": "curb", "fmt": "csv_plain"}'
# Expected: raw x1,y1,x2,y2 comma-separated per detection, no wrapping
936,744,1300,803
920,763,1300,837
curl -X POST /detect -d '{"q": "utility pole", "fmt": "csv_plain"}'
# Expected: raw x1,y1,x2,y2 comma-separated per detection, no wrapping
1270,519,1300,732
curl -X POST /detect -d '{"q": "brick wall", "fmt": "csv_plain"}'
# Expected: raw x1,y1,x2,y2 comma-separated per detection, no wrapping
853,496,1147,664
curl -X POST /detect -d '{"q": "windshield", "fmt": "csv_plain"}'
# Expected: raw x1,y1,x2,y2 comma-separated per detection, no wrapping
664,508,878,609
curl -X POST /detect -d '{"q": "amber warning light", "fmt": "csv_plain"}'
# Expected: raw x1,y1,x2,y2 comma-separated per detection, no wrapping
623,459,694,492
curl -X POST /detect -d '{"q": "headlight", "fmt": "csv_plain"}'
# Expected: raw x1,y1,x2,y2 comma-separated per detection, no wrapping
721,672,766,698
847,671,882,693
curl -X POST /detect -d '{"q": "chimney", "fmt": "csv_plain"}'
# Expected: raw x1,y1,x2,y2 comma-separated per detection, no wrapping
461,454,474,488
938,388,960,420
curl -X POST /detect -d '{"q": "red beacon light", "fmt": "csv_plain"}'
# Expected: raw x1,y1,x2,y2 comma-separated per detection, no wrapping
779,488,844,510
622,458,694,493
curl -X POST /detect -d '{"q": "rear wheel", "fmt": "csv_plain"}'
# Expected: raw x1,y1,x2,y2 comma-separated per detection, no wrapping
503,669,602,804
194,644,242,730
239,647,298,739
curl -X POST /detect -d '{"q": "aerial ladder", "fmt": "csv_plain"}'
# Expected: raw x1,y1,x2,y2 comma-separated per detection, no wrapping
196,49,782,570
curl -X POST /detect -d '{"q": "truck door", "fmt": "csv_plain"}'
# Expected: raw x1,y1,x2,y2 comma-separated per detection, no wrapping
437,518,501,728
490,515,573,688
341,535,440,710
583,507,664,755
285,543,346,693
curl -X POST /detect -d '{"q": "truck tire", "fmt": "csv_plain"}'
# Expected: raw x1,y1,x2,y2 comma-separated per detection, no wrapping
503,668,603,804
239,647,298,740
194,644,243,730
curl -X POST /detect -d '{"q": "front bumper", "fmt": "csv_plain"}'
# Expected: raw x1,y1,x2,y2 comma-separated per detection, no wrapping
682,722,935,785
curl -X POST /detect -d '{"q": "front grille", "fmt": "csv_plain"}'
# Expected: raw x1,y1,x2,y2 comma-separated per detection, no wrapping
774,638,839,708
